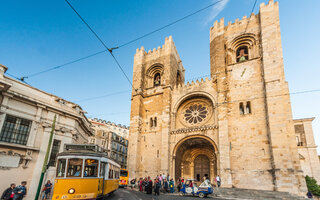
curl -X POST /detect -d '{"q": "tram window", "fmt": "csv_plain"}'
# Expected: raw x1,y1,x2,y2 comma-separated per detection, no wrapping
67,158,83,177
56,159,66,177
100,162,107,177
120,169,128,177
84,159,98,177
109,165,114,179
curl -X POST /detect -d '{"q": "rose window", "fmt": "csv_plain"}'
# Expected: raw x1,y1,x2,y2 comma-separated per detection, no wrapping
184,104,208,125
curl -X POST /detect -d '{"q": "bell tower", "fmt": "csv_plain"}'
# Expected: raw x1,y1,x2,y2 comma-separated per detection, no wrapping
209,0,307,195
128,36,185,179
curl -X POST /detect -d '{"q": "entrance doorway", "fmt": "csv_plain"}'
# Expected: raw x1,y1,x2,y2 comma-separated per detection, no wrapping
194,155,210,181
174,136,217,182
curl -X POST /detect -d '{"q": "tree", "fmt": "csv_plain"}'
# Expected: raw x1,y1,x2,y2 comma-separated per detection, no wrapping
305,175,320,196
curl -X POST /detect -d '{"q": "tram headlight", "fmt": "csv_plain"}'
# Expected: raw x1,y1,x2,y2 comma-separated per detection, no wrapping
68,188,75,194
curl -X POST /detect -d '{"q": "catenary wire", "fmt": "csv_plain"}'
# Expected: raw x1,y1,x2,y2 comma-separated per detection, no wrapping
74,89,131,103
64,0,134,89
244,0,258,33
19,0,225,80
115,0,224,49
22,50,107,79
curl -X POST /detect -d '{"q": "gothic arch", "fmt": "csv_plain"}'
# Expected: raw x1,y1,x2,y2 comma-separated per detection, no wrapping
172,91,217,114
172,135,219,157
145,63,164,88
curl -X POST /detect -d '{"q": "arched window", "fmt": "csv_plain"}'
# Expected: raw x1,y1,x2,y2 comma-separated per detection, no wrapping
246,101,251,114
154,117,157,127
236,46,249,62
239,102,244,115
154,73,161,86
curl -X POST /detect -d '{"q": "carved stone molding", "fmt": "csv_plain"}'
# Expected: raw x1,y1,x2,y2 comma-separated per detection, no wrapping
170,125,218,134
0,149,33,170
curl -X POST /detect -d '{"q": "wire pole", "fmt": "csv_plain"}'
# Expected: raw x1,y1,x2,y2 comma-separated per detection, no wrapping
35,115,56,200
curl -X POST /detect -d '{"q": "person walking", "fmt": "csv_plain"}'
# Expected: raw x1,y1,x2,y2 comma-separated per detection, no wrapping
1,184,15,200
162,174,166,185
130,178,136,190
42,180,52,200
215,175,221,187
169,179,174,193
13,181,27,200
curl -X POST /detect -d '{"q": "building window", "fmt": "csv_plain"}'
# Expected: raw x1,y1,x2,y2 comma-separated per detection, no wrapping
154,73,161,86
48,139,61,166
150,117,157,128
246,101,251,114
0,115,32,145
236,46,249,62
239,103,244,115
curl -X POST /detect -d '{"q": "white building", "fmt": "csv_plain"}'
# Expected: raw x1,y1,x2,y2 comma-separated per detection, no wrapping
0,65,93,200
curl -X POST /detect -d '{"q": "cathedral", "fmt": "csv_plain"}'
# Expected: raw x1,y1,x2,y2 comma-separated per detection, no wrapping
127,0,309,196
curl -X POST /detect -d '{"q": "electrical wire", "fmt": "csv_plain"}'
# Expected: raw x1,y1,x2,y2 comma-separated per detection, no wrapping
22,50,107,79
114,0,224,49
65,0,134,89
74,89,131,103
244,0,258,33
19,0,225,80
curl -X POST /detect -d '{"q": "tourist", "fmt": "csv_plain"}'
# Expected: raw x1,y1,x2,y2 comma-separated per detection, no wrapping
162,174,166,185
1,183,15,200
215,175,221,187
146,176,153,194
139,178,143,192
13,181,27,200
306,191,313,199
130,178,136,190
42,180,52,200
177,178,181,192
143,177,148,192
158,174,162,188
163,179,169,193
167,174,170,182
169,179,174,193
154,178,161,196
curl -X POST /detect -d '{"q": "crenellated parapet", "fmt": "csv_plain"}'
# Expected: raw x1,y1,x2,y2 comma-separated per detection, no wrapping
173,77,212,91
210,0,278,41
134,36,182,64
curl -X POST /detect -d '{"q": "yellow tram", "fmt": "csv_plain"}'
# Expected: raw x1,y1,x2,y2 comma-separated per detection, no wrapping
52,144,120,200
119,169,129,187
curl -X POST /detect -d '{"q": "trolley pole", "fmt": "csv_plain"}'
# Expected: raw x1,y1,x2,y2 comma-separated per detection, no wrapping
35,115,56,200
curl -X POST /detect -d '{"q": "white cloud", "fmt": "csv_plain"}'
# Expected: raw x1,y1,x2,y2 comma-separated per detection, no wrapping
204,0,230,25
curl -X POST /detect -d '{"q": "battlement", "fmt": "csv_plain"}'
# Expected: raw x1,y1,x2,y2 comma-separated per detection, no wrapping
173,77,212,91
134,36,181,63
210,0,278,39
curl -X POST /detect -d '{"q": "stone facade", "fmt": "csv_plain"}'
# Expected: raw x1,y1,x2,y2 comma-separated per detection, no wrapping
0,65,93,200
89,118,129,168
127,0,309,196
294,118,320,182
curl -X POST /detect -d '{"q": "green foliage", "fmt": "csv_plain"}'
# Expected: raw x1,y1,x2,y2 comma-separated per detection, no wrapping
305,175,320,196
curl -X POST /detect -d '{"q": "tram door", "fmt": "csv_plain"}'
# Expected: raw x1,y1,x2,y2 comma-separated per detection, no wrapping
100,162,107,195
194,155,210,181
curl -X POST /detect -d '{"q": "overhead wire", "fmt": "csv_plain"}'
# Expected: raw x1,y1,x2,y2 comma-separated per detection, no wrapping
74,89,131,103
19,0,225,80
244,0,258,33
64,0,134,89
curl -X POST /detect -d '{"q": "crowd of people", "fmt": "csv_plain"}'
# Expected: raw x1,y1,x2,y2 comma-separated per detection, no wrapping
1,180,52,200
129,174,180,196
129,174,222,196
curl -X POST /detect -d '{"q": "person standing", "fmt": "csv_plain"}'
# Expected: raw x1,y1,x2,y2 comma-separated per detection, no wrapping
139,178,143,192
146,176,153,194
1,184,15,200
42,180,52,200
130,178,136,190
154,179,161,196
158,174,162,189
162,174,166,185
177,178,181,192
169,179,174,193
215,175,221,187
13,181,27,200
163,179,169,193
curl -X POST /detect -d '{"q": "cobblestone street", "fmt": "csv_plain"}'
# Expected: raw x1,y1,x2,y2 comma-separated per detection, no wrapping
107,188,224,200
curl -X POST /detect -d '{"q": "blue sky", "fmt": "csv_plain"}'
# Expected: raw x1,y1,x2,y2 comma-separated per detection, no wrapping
1,0,320,149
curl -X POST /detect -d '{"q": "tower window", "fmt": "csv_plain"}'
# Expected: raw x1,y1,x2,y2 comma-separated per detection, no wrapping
236,46,249,62
239,102,244,115
150,117,157,128
246,101,251,114
154,73,161,86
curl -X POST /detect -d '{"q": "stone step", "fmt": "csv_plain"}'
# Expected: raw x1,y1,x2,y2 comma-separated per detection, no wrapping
212,188,307,200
